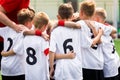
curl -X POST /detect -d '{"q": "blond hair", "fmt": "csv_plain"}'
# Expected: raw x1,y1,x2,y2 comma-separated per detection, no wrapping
95,7,107,20
80,0,96,17
33,12,49,29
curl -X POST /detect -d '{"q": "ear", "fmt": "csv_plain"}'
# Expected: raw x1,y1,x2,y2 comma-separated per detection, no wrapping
57,14,61,20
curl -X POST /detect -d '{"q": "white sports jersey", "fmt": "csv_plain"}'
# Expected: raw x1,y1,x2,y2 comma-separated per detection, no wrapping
0,26,25,76
102,35,119,77
77,20,112,70
20,36,49,80
50,27,82,80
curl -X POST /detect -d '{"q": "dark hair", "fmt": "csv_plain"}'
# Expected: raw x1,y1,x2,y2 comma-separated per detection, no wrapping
17,8,35,24
58,3,74,19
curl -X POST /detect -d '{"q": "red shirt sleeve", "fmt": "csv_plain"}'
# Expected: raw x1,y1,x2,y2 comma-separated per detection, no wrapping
0,0,21,13
44,48,49,56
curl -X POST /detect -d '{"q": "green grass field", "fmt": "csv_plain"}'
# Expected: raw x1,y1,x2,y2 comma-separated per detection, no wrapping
0,39,119,80
114,39,120,55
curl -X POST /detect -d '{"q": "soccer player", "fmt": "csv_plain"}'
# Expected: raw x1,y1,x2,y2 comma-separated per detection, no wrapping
49,3,103,80
0,8,34,80
56,0,117,80
2,12,50,80
91,7,120,80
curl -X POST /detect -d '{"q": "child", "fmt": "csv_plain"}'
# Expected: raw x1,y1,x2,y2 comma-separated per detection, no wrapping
0,8,34,80
56,0,116,80
2,12,50,80
91,7,119,80
49,3,103,80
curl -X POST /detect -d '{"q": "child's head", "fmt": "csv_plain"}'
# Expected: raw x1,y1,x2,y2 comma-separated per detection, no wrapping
17,8,35,26
92,7,107,23
79,0,96,19
57,3,74,20
33,12,49,31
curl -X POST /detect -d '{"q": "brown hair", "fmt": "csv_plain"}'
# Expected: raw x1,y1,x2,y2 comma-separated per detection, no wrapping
17,8,35,24
58,3,74,19
33,12,49,29
80,0,96,17
95,7,107,20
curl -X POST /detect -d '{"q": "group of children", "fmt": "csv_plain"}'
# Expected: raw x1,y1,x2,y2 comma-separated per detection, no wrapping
0,0,120,80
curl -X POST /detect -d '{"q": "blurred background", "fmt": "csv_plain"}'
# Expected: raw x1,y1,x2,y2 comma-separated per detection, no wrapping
30,0,120,38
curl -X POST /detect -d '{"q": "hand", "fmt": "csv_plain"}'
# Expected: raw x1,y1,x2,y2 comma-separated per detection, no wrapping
13,24,28,32
49,66,54,80
84,20,95,29
1,51,6,56
98,28,103,35
66,50,76,59
42,31,49,41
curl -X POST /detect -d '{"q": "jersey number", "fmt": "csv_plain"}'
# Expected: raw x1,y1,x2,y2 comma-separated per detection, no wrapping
7,38,13,51
63,39,73,53
26,47,37,65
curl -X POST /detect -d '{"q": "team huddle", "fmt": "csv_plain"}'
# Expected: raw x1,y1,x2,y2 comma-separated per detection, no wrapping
0,0,120,80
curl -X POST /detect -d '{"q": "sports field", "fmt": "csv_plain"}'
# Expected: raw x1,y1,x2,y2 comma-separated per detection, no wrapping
0,39,119,80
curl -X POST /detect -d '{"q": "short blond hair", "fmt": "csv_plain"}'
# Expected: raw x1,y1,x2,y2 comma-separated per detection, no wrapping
80,0,96,17
95,7,107,20
33,12,49,29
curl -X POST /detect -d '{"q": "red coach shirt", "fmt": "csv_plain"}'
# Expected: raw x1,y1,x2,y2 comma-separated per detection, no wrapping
0,0,30,41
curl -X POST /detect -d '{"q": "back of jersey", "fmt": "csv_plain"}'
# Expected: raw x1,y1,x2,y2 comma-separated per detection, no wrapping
24,36,49,80
50,26,82,80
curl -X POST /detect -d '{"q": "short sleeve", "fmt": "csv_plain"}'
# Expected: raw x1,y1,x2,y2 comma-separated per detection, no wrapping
0,0,21,12
13,33,24,55
49,31,57,52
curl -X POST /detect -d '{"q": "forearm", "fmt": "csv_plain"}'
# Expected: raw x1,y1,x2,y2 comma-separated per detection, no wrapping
49,51,55,68
1,50,15,57
23,30,35,36
0,11,16,29
92,33,102,47
55,54,69,59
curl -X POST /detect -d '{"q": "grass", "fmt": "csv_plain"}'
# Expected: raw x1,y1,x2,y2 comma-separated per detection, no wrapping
114,39,120,55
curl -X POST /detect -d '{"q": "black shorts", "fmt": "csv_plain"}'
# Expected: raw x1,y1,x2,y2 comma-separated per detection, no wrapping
0,42,3,66
2,75,25,80
104,75,119,80
83,68,104,80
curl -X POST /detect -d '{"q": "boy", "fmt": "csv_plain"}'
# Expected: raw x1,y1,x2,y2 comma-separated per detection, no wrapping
57,0,116,80
91,7,120,80
0,8,34,80
2,12,50,80
49,3,103,80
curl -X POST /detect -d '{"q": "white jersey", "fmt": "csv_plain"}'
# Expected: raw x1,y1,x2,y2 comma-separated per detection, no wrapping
77,20,112,70
102,35,120,77
0,26,25,76
14,35,49,80
50,27,82,80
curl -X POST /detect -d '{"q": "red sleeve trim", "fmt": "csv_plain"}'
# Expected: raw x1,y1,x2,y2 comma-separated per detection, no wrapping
44,48,49,56
35,30,42,36
58,20,65,26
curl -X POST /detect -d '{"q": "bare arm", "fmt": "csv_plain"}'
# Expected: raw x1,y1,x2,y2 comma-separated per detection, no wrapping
91,28,103,47
49,51,55,79
1,50,15,57
0,5,23,32
55,51,75,59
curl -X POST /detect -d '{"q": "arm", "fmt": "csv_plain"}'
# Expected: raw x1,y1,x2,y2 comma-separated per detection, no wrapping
23,29,49,41
53,20,81,29
0,5,24,32
91,28,103,47
85,20,98,37
49,51,55,79
55,51,75,59
1,50,15,57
